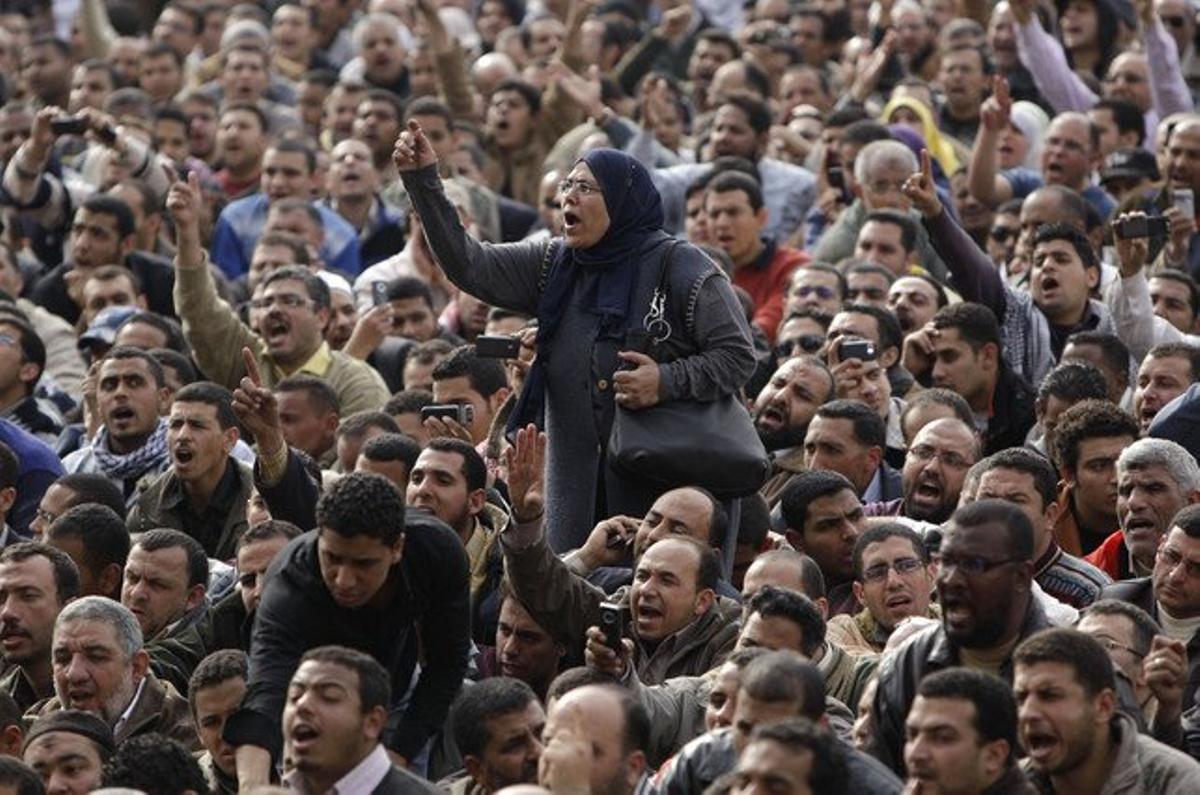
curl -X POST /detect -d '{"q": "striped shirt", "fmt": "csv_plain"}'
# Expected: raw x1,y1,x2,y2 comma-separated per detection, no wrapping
1035,542,1113,609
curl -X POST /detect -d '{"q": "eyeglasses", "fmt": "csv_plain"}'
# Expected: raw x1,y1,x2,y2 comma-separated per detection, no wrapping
775,334,824,358
990,227,1018,243
934,553,1022,576
909,444,972,470
1090,634,1147,660
861,556,925,583
1156,545,1200,579
251,293,310,311
33,508,56,526
795,285,836,300
557,178,601,198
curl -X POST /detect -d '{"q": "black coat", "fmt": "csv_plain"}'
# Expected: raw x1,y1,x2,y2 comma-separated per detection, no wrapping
223,522,470,761
29,251,177,325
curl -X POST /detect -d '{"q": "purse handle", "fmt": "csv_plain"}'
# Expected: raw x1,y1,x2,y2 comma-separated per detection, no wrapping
643,239,681,344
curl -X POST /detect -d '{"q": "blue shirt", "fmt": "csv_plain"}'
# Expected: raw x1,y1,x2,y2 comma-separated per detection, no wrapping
0,418,64,535
210,193,363,278
1001,168,1117,219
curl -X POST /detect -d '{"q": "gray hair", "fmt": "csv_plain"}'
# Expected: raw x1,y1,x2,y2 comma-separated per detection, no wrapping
853,140,919,185
353,13,408,53
55,596,143,659
1117,438,1200,493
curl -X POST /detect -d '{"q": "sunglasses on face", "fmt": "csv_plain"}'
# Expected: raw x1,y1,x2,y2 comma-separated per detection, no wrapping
775,334,824,358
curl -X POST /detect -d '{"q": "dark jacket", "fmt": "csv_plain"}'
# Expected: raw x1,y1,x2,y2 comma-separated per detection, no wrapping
29,251,177,325
985,367,1038,456
869,596,1054,774
127,459,253,562
375,764,440,794
1101,577,1200,712
223,521,470,761
195,589,251,653
254,447,321,531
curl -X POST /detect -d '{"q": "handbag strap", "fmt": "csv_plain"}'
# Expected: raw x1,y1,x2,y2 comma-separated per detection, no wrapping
644,239,681,344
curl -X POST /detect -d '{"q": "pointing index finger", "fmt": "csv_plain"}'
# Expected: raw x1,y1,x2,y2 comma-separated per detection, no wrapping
242,347,263,388
920,148,932,182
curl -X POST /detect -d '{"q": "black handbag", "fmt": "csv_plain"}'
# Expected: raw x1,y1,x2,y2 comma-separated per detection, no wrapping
607,242,770,500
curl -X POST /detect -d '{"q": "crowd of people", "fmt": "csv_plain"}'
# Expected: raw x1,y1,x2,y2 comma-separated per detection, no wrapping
0,0,1196,792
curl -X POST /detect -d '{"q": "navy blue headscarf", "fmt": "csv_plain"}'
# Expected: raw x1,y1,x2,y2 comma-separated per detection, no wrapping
508,148,666,433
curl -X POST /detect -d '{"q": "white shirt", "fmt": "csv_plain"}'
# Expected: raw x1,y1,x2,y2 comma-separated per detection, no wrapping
113,676,148,740
286,743,391,794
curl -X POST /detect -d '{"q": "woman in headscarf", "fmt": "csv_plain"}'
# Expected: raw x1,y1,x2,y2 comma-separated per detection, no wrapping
393,122,755,551
879,95,962,177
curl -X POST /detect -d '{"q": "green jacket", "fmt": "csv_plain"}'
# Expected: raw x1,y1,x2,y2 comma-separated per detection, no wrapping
127,459,254,562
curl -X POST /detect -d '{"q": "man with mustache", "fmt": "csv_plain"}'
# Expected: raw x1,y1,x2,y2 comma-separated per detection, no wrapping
0,543,79,712
445,678,545,794
1085,438,1200,581
867,500,1052,774
753,356,835,506
871,418,980,526
1132,343,1200,433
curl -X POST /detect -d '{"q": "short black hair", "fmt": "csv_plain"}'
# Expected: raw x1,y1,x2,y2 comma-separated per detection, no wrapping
385,275,435,309
916,668,1018,762
336,410,400,440
187,649,248,716
432,345,508,399
422,437,487,492
1033,222,1099,274
780,470,857,532
101,733,208,793
299,645,392,711
717,92,772,135
840,119,892,148
748,719,846,793
46,504,131,579
102,346,166,388
863,209,918,253
1093,98,1145,147
1014,628,1116,696
0,317,44,394
1146,342,1200,381
0,757,43,795
263,265,332,312
1148,271,1200,321
814,399,886,448
840,303,903,358
316,471,406,545
236,519,302,552
451,678,538,758
1064,331,1131,378
1081,599,1159,658
116,311,189,354
172,381,238,430
852,523,928,581
80,194,136,239
385,389,434,416
745,586,825,657
45,473,127,520
220,100,268,132
974,448,1059,512
545,667,619,704
134,529,208,589
1037,360,1108,409
492,78,541,115
362,432,422,471
275,374,341,416
0,542,80,604
739,651,825,722
949,499,1034,561
404,96,454,126
1051,399,1139,474
1171,503,1200,538
150,348,197,388
932,302,1002,351
706,170,765,212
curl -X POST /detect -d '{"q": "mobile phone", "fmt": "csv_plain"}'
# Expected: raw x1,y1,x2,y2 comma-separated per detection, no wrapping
1173,188,1195,221
371,281,389,307
1113,215,1170,240
599,602,624,650
838,337,877,362
420,404,474,425
94,124,118,146
826,150,853,204
49,117,88,135
475,334,521,358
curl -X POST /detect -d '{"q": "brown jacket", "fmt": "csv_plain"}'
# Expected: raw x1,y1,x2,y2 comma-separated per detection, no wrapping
759,448,807,508
27,671,199,751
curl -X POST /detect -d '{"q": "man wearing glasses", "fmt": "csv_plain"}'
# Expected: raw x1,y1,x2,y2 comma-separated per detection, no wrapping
866,500,1052,775
1099,503,1200,716
826,523,937,658
171,172,389,417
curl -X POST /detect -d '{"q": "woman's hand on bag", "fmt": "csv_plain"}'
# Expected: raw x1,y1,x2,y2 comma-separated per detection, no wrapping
613,351,661,409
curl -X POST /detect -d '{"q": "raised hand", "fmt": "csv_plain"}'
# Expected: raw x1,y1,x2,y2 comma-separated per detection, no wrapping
505,423,547,522
657,4,692,40
231,347,284,455
576,515,641,571
1144,635,1188,721
902,322,940,378
980,75,1012,132
392,120,439,172
902,149,943,219
584,625,634,678
166,171,204,267
548,61,605,119
1112,211,1150,278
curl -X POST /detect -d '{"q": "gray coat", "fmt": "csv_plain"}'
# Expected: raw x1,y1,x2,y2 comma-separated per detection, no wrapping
401,165,756,551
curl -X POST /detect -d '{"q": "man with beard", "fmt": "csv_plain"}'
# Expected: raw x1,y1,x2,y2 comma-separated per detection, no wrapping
445,678,545,794
1013,629,1200,793
779,471,867,617
64,348,171,508
0,543,79,712
827,524,938,658
127,382,252,562
971,448,1111,609
1086,439,1200,581
753,356,835,506
868,500,1053,774
1098,504,1200,714
873,418,980,525
887,275,947,335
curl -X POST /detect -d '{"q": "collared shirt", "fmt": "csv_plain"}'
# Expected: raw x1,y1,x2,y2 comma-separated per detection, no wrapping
160,458,244,556
862,467,884,504
285,743,391,794
113,676,148,739
283,342,334,379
